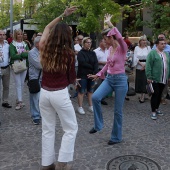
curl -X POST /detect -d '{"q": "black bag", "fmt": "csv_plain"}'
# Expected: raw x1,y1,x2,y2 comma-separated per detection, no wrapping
28,71,41,93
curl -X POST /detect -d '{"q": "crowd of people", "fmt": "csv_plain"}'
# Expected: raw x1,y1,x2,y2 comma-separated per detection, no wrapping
0,6,170,170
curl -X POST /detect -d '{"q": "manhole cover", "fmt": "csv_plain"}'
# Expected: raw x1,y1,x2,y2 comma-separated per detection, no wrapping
107,155,161,170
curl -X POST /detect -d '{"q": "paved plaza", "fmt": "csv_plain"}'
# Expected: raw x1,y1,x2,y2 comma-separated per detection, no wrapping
0,74,170,170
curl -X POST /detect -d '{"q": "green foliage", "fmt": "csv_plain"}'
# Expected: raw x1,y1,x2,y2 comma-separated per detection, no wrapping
130,0,170,37
30,0,74,32
0,0,23,29
71,0,123,34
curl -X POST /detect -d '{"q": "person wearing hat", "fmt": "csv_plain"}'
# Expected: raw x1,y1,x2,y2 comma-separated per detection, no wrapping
133,35,151,103
88,14,128,145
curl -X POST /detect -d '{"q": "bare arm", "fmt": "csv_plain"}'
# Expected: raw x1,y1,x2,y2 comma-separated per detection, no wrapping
39,6,77,50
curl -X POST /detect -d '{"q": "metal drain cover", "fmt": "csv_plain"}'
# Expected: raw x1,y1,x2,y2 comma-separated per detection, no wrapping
107,155,161,170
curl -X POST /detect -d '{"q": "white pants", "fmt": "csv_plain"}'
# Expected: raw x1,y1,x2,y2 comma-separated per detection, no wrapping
12,70,27,102
39,88,78,166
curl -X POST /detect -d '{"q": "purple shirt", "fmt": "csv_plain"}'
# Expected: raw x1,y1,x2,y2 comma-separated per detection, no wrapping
96,27,128,79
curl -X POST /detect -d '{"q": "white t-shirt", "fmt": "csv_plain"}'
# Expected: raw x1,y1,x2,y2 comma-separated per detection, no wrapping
16,42,25,54
94,47,108,69
74,44,82,67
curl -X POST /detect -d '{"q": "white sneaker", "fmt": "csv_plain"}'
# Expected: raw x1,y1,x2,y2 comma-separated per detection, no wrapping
15,103,22,110
77,107,85,114
88,106,93,113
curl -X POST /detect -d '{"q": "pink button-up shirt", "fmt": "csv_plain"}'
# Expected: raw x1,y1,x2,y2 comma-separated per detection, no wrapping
96,27,127,79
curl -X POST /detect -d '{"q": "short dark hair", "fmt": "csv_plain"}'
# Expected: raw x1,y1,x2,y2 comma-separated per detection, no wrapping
155,38,165,45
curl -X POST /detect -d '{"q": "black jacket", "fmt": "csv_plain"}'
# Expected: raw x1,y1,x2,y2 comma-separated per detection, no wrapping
77,48,98,79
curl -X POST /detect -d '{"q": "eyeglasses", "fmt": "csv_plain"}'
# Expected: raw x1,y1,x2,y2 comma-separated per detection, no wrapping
85,42,92,44
0,34,5,36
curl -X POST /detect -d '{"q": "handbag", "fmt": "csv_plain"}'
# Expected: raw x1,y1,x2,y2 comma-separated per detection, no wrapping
146,83,154,96
12,60,27,74
28,70,41,93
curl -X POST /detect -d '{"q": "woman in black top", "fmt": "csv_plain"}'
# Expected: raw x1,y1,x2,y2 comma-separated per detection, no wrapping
77,37,98,114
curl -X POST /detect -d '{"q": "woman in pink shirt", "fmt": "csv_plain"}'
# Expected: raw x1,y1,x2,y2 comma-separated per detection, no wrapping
88,14,128,145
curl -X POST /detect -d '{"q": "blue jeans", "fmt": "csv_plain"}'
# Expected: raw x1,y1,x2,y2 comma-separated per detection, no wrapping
92,73,128,142
78,78,95,93
30,92,41,120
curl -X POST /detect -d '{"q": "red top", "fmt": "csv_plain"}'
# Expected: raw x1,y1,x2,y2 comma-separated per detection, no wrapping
42,55,76,91
124,39,131,48
7,37,13,44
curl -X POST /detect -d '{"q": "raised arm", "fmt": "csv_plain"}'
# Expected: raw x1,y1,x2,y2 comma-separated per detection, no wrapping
39,6,77,50
104,14,128,54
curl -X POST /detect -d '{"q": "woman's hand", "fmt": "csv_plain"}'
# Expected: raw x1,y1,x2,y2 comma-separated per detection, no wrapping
147,79,152,84
63,6,77,17
104,13,114,28
87,74,99,81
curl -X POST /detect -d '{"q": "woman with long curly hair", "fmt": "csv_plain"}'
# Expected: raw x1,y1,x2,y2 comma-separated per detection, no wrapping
39,7,78,170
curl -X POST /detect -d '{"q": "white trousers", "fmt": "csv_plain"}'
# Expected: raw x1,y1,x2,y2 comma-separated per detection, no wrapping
39,88,78,166
12,70,27,102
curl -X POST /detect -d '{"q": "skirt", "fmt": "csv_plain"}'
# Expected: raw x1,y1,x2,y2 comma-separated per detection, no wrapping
135,69,147,93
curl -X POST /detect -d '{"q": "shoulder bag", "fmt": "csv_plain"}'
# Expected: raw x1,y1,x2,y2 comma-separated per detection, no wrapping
28,70,42,93
12,60,27,74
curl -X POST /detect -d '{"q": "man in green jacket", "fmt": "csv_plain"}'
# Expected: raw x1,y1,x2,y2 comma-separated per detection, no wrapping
146,38,170,120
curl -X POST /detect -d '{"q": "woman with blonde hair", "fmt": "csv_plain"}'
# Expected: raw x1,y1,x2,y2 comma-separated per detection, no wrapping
39,7,78,170
133,35,151,103
77,37,98,114
10,29,29,110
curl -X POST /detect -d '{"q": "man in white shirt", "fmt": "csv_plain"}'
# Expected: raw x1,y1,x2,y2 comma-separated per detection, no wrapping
72,35,84,98
74,34,83,73
94,38,108,105
0,30,11,108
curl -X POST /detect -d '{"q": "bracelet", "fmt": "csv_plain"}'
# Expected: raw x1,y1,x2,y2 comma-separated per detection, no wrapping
59,13,65,20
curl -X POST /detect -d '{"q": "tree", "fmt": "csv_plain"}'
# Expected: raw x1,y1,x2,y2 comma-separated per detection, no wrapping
25,0,73,32
71,0,130,34
0,0,23,29
130,0,170,38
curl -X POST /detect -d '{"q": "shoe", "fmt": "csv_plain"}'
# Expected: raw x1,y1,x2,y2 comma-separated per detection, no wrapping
2,103,12,108
20,102,25,107
89,127,97,134
88,106,93,112
55,162,72,170
108,140,120,145
42,163,55,170
15,103,23,110
32,119,40,125
77,107,85,114
139,99,145,103
156,110,163,116
161,99,167,105
101,100,108,105
151,113,157,120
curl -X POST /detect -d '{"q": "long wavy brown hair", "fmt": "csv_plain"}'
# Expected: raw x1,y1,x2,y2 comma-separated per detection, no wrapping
41,23,74,73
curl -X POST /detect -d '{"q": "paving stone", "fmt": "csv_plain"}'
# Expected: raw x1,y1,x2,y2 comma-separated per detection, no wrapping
0,74,170,169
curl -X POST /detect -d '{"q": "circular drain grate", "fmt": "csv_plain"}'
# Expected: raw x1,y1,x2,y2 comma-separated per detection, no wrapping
107,155,161,170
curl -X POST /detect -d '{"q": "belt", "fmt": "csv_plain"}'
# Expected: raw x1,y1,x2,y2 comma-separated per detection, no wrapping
1,65,9,69
42,86,66,91
139,60,146,62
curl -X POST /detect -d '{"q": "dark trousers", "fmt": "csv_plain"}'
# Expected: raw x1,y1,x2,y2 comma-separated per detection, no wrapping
151,83,165,112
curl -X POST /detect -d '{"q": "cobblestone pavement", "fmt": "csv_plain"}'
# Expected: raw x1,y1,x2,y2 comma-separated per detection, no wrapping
0,73,170,170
